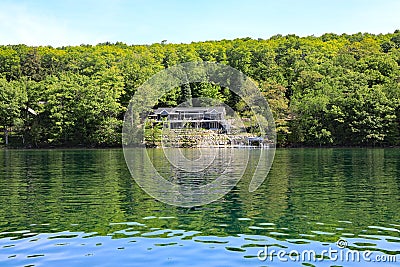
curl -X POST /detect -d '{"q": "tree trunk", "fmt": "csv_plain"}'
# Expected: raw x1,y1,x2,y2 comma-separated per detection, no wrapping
4,128,8,146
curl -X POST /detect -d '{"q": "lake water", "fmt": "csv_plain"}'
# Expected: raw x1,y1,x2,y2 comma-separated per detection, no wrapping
0,148,399,266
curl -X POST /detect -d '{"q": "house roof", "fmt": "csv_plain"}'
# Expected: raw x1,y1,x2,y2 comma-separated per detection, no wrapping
152,106,225,115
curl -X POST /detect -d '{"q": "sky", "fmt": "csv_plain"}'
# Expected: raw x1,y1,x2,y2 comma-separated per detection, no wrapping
0,0,399,47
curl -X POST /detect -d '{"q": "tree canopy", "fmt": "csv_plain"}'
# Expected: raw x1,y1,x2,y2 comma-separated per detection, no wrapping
1,31,400,147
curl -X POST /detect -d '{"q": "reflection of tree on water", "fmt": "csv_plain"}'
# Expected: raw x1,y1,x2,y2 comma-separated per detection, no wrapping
1,148,399,255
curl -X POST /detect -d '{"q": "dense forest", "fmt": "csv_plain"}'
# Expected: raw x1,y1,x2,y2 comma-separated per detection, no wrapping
1,31,400,147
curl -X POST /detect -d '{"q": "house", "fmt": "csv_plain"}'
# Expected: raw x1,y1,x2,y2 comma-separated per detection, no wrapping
148,106,230,133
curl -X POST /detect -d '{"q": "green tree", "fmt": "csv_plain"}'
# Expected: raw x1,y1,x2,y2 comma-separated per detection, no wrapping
0,79,27,145
0,47,21,80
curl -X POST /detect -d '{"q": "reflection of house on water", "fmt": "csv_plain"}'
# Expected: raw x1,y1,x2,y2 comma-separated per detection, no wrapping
147,106,271,148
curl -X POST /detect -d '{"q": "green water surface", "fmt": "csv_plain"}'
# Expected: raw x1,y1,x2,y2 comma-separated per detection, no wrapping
0,148,399,266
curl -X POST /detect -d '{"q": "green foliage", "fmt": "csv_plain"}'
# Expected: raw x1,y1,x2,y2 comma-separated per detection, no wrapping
144,121,163,147
0,47,21,80
0,31,399,147
0,78,27,145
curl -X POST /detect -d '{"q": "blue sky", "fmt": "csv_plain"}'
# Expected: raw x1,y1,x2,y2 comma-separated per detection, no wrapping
0,0,399,46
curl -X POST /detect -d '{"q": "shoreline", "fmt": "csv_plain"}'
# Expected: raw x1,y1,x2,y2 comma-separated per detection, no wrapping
1,145,399,150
